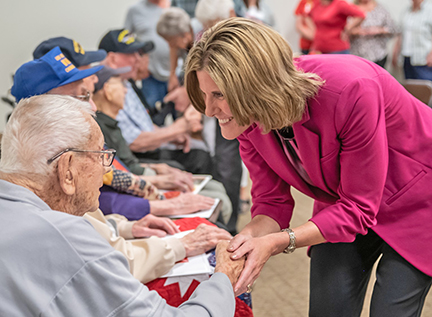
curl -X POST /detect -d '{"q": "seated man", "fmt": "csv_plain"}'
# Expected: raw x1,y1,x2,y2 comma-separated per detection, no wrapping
0,94,243,315
98,29,214,176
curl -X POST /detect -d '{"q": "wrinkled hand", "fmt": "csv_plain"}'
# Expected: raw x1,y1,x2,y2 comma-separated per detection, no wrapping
164,86,190,112
132,214,180,238
228,233,275,296
147,172,194,192
180,224,232,257
171,193,215,214
149,163,183,175
215,240,245,287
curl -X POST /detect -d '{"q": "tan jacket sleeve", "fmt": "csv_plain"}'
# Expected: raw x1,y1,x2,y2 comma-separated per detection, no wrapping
83,210,186,283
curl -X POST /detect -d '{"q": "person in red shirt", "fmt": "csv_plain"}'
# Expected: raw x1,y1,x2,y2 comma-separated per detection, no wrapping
295,0,316,55
309,0,365,54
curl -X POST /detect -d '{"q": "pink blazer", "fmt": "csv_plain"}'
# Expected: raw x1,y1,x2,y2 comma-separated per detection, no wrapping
238,55,432,276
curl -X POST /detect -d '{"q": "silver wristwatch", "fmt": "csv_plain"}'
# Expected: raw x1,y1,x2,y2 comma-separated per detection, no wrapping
281,228,296,254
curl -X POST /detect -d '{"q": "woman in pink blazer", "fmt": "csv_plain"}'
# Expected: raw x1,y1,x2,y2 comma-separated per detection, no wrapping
185,18,432,316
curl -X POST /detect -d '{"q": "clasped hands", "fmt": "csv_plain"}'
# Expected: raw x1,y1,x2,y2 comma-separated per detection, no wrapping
215,233,275,296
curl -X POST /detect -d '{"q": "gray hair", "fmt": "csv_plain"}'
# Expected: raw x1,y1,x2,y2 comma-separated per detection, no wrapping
195,0,234,28
0,95,94,177
157,7,191,39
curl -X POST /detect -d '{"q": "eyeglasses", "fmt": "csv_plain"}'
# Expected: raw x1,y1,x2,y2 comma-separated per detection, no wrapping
47,148,116,166
71,91,91,102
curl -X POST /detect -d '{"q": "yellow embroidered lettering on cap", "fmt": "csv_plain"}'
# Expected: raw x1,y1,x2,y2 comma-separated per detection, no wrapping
55,53,65,61
65,65,75,73
55,55,76,73
60,57,72,67
73,40,85,55
118,30,136,45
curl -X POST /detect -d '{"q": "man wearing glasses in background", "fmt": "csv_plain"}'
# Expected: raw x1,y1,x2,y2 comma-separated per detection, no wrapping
0,94,242,315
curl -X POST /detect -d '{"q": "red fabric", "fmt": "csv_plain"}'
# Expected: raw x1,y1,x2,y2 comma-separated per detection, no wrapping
309,0,365,53
146,279,253,316
112,157,129,172
145,217,253,316
295,0,315,50
173,217,216,231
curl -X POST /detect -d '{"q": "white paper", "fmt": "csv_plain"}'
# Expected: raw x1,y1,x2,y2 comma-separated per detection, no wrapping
161,253,213,278
162,229,194,240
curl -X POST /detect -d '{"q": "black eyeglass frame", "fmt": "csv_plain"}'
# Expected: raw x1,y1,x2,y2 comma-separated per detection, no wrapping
46,148,116,166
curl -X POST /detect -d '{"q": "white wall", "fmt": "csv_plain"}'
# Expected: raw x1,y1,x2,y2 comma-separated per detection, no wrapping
0,0,408,132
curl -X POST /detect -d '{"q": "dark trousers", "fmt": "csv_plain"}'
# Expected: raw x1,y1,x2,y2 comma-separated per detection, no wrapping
214,123,242,235
403,57,432,81
309,229,431,317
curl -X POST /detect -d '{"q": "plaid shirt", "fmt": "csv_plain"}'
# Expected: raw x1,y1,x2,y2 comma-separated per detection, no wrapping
116,82,154,145
400,1,432,66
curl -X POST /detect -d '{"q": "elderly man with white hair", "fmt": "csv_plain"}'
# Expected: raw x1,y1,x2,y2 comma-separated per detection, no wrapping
0,94,244,316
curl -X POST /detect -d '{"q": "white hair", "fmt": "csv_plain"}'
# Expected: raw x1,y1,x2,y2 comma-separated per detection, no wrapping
195,0,234,28
0,95,94,177
157,7,191,38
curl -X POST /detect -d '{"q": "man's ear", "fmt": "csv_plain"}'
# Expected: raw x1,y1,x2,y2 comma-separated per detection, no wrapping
105,52,116,68
103,83,113,102
57,153,77,196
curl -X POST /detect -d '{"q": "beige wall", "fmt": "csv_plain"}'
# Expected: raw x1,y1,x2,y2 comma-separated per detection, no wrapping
0,0,408,132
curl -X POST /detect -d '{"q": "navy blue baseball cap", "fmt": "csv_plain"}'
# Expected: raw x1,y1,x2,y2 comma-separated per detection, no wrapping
11,46,103,102
33,37,107,67
94,66,131,93
98,29,154,54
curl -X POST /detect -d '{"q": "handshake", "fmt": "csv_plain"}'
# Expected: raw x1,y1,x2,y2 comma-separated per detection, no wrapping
214,240,246,291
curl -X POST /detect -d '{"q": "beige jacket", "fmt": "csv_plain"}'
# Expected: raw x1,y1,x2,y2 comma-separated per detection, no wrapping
84,210,185,283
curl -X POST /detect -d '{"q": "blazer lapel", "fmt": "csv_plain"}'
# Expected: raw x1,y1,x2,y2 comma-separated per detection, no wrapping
294,106,338,198
246,125,322,199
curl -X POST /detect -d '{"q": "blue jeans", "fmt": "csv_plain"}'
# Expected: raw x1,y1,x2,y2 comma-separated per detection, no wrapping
141,75,168,109
309,229,431,317
403,57,432,81
328,49,350,54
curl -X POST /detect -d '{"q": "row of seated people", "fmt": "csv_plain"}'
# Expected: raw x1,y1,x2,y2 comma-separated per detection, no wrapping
0,32,254,317
30,35,234,227
1,22,253,317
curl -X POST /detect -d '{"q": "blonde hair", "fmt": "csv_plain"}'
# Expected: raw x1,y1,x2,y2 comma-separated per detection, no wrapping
185,18,323,133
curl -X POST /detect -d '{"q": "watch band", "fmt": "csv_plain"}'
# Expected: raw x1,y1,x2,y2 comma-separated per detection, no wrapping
281,228,296,254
